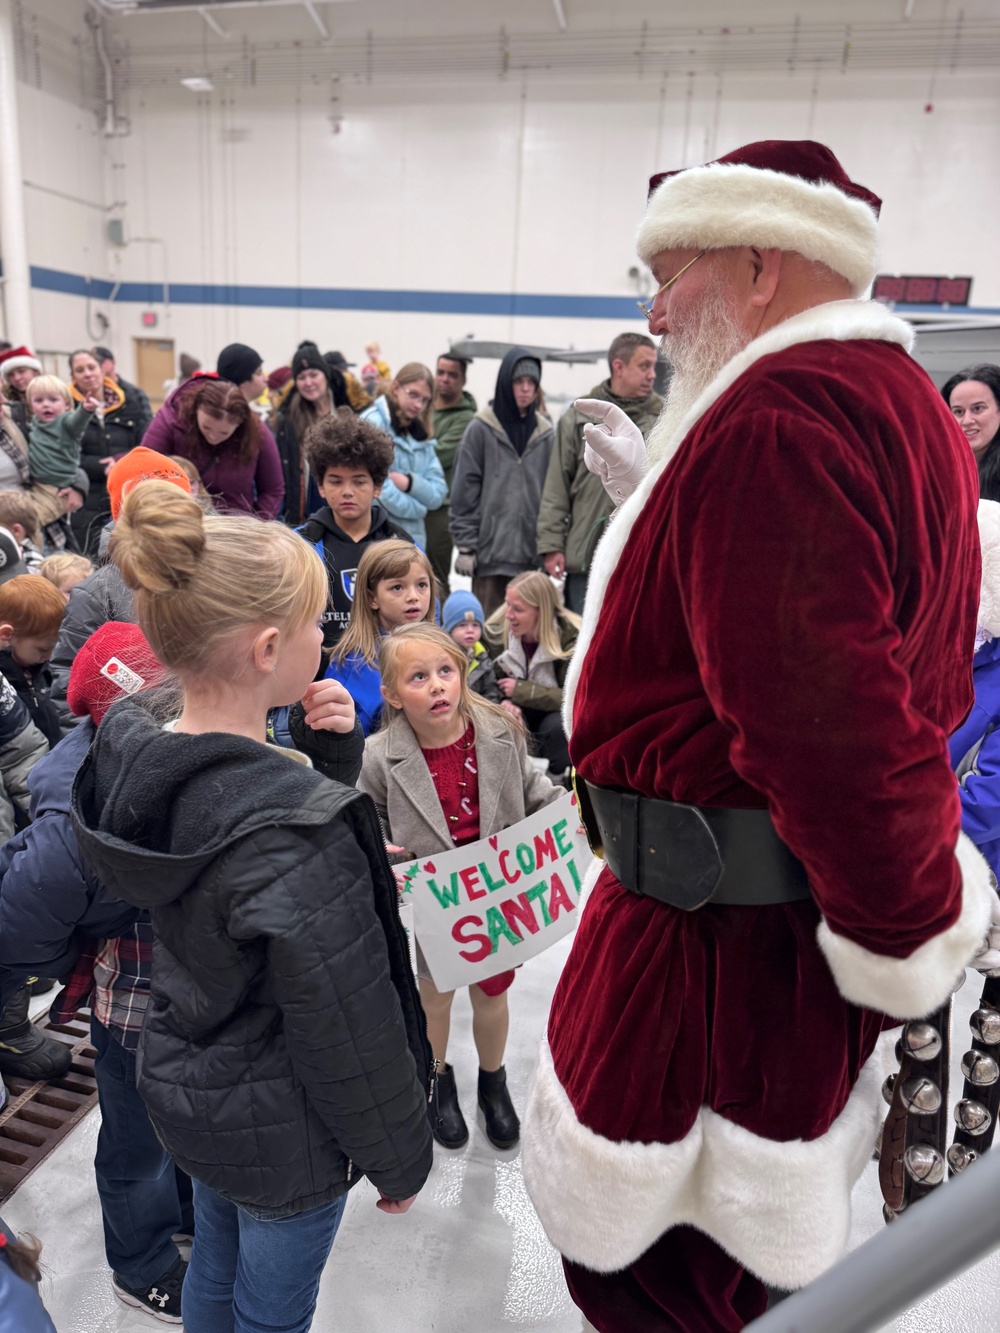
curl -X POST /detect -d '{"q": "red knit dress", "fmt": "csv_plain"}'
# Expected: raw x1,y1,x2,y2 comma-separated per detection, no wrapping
419,721,515,997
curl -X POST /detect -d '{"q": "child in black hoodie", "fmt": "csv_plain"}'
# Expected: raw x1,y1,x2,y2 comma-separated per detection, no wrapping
0,573,66,749
297,411,412,650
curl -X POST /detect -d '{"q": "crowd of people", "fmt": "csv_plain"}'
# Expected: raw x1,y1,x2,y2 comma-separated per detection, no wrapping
1,135,1000,1333
0,325,667,1329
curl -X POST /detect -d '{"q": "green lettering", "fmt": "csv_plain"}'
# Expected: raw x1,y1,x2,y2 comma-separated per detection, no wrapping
525,881,552,927
486,904,523,953
516,842,535,875
567,856,582,895
428,873,461,910
478,860,507,894
552,819,573,858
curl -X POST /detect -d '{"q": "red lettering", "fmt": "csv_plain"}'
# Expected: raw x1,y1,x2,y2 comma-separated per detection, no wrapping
548,873,575,922
459,865,486,901
498,848,521,885
533,826,558,869
500,892,542,938
452,915,491,963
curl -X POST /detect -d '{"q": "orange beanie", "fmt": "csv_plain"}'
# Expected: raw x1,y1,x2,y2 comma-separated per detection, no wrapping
107,447,192,521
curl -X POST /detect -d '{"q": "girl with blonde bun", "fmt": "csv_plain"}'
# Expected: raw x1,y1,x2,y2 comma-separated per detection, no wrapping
72,481,432,1333
360,622,561,1152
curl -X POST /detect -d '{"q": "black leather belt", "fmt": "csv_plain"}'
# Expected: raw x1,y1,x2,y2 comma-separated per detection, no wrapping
578,780,811,911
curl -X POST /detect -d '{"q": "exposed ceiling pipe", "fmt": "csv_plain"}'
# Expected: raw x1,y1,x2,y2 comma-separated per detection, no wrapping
84,8,120,135
89,0,355,12
904,0,916,17
304,2,328,38
552,0,567,31
199,6,231,37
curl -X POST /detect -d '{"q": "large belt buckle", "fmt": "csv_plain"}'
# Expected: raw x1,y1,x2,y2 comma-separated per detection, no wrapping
571,770,604,860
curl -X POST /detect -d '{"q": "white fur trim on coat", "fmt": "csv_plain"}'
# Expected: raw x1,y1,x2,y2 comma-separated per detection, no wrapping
563,298,914,737
816,831,994,1021
977,499,1000,641
522,1030,895,1288
636,162,880,297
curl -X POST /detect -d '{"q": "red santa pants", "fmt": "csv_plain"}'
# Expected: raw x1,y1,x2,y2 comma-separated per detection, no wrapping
563,1225,769,1333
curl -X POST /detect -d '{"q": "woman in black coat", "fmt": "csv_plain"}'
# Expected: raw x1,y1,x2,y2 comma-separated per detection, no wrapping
272,341,350,525
68,348,151,554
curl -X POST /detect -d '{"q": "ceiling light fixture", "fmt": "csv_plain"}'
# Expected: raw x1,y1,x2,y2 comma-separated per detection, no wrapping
180,75,215,91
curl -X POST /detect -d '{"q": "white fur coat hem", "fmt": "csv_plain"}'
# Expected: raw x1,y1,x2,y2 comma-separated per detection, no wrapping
521,1029,896,1289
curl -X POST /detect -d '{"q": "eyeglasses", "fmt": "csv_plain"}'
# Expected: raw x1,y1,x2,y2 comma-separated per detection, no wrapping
636,250,708,320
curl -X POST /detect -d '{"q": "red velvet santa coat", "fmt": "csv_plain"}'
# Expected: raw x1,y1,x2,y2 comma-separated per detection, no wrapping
521,299,994,1290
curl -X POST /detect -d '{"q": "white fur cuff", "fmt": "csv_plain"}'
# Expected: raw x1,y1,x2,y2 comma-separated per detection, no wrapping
636,162,880,297
522,1033,894,1288
817,831,995,1021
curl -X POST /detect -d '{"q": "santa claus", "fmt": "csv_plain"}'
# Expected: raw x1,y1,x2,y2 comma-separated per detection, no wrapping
521,139,1000,1331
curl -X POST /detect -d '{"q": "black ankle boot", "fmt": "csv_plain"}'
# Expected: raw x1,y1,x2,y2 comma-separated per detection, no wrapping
428,1063,469,1149
478,1066,520,1149
0,985,71,1081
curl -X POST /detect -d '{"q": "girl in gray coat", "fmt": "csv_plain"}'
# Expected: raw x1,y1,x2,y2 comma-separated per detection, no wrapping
360,623,562,1152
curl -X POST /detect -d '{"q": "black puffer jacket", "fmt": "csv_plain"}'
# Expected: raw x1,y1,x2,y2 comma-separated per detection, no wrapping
72,699,432,1215
71,381,151,554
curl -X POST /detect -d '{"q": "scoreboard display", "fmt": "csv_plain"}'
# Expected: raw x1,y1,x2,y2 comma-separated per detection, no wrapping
873,274,973,306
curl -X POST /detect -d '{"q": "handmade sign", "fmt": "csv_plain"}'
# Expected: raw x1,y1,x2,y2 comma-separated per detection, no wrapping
398,791,592,992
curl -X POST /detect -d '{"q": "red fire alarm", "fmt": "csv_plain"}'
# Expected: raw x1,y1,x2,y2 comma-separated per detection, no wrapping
141,311,158,327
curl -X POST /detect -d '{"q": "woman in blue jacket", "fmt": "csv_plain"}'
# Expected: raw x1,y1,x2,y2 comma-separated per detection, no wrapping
951,500,1000,878
361,363,446,548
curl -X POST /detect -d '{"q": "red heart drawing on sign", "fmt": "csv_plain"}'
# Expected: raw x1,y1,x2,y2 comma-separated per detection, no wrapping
423,860,436,874
570,791,578,806
488,836,498,850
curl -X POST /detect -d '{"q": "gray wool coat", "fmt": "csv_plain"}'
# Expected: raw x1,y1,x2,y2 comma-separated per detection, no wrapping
359,708,562,859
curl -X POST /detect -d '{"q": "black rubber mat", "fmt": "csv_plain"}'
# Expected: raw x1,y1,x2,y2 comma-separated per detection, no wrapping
0,1009,98,1205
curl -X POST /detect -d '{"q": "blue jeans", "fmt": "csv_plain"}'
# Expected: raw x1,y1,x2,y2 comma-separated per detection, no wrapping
90,1016,193,1287
182,1179,347,1333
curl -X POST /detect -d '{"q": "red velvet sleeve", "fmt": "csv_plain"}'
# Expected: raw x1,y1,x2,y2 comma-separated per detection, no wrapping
674,405,991,1017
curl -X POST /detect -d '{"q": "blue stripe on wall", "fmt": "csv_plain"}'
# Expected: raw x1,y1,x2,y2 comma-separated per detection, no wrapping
29,265,644,321
28,266,1000,321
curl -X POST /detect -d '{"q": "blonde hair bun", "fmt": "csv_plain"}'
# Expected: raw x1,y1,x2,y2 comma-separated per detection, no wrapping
110,480,206,596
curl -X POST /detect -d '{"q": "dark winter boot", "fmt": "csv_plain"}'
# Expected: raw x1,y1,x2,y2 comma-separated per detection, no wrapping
428,1063,469,1149
478,1066,520,1149
0,985,72,1080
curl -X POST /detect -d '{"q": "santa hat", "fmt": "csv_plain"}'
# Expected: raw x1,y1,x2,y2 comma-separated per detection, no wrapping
636,140,882,298
0,345,42,380
107,446,192,521
68,621,165,725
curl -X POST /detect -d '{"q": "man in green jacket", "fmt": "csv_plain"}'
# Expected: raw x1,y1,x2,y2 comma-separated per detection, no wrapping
429,353,477,598
536,333,662,613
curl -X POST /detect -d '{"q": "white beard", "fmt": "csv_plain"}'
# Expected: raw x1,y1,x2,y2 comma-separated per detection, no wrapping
646,279,752,468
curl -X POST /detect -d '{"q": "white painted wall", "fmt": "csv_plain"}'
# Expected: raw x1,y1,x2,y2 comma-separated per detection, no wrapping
16,58,1000,406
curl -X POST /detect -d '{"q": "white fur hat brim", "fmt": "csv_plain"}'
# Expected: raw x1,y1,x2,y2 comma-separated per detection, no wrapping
0,354,41,379
636,162,880,298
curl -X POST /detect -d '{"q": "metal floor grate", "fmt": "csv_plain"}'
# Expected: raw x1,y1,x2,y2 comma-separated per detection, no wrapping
0,1009,98,1206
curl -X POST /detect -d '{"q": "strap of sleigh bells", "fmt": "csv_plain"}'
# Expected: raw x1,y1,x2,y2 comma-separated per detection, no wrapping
575,779,812,910
879,974,1000,1225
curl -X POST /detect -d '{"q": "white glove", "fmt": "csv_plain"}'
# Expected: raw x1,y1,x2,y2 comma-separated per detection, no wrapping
577,398,647,506
972,892,1000,974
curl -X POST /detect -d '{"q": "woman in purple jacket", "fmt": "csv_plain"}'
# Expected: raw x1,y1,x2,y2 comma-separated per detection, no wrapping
143,377,284,519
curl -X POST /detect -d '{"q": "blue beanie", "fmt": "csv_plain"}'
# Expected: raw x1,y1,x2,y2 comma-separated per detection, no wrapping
443,590,485,634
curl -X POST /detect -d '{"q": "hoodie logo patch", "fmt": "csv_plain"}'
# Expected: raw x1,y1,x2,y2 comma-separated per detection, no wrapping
341,568,358,602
